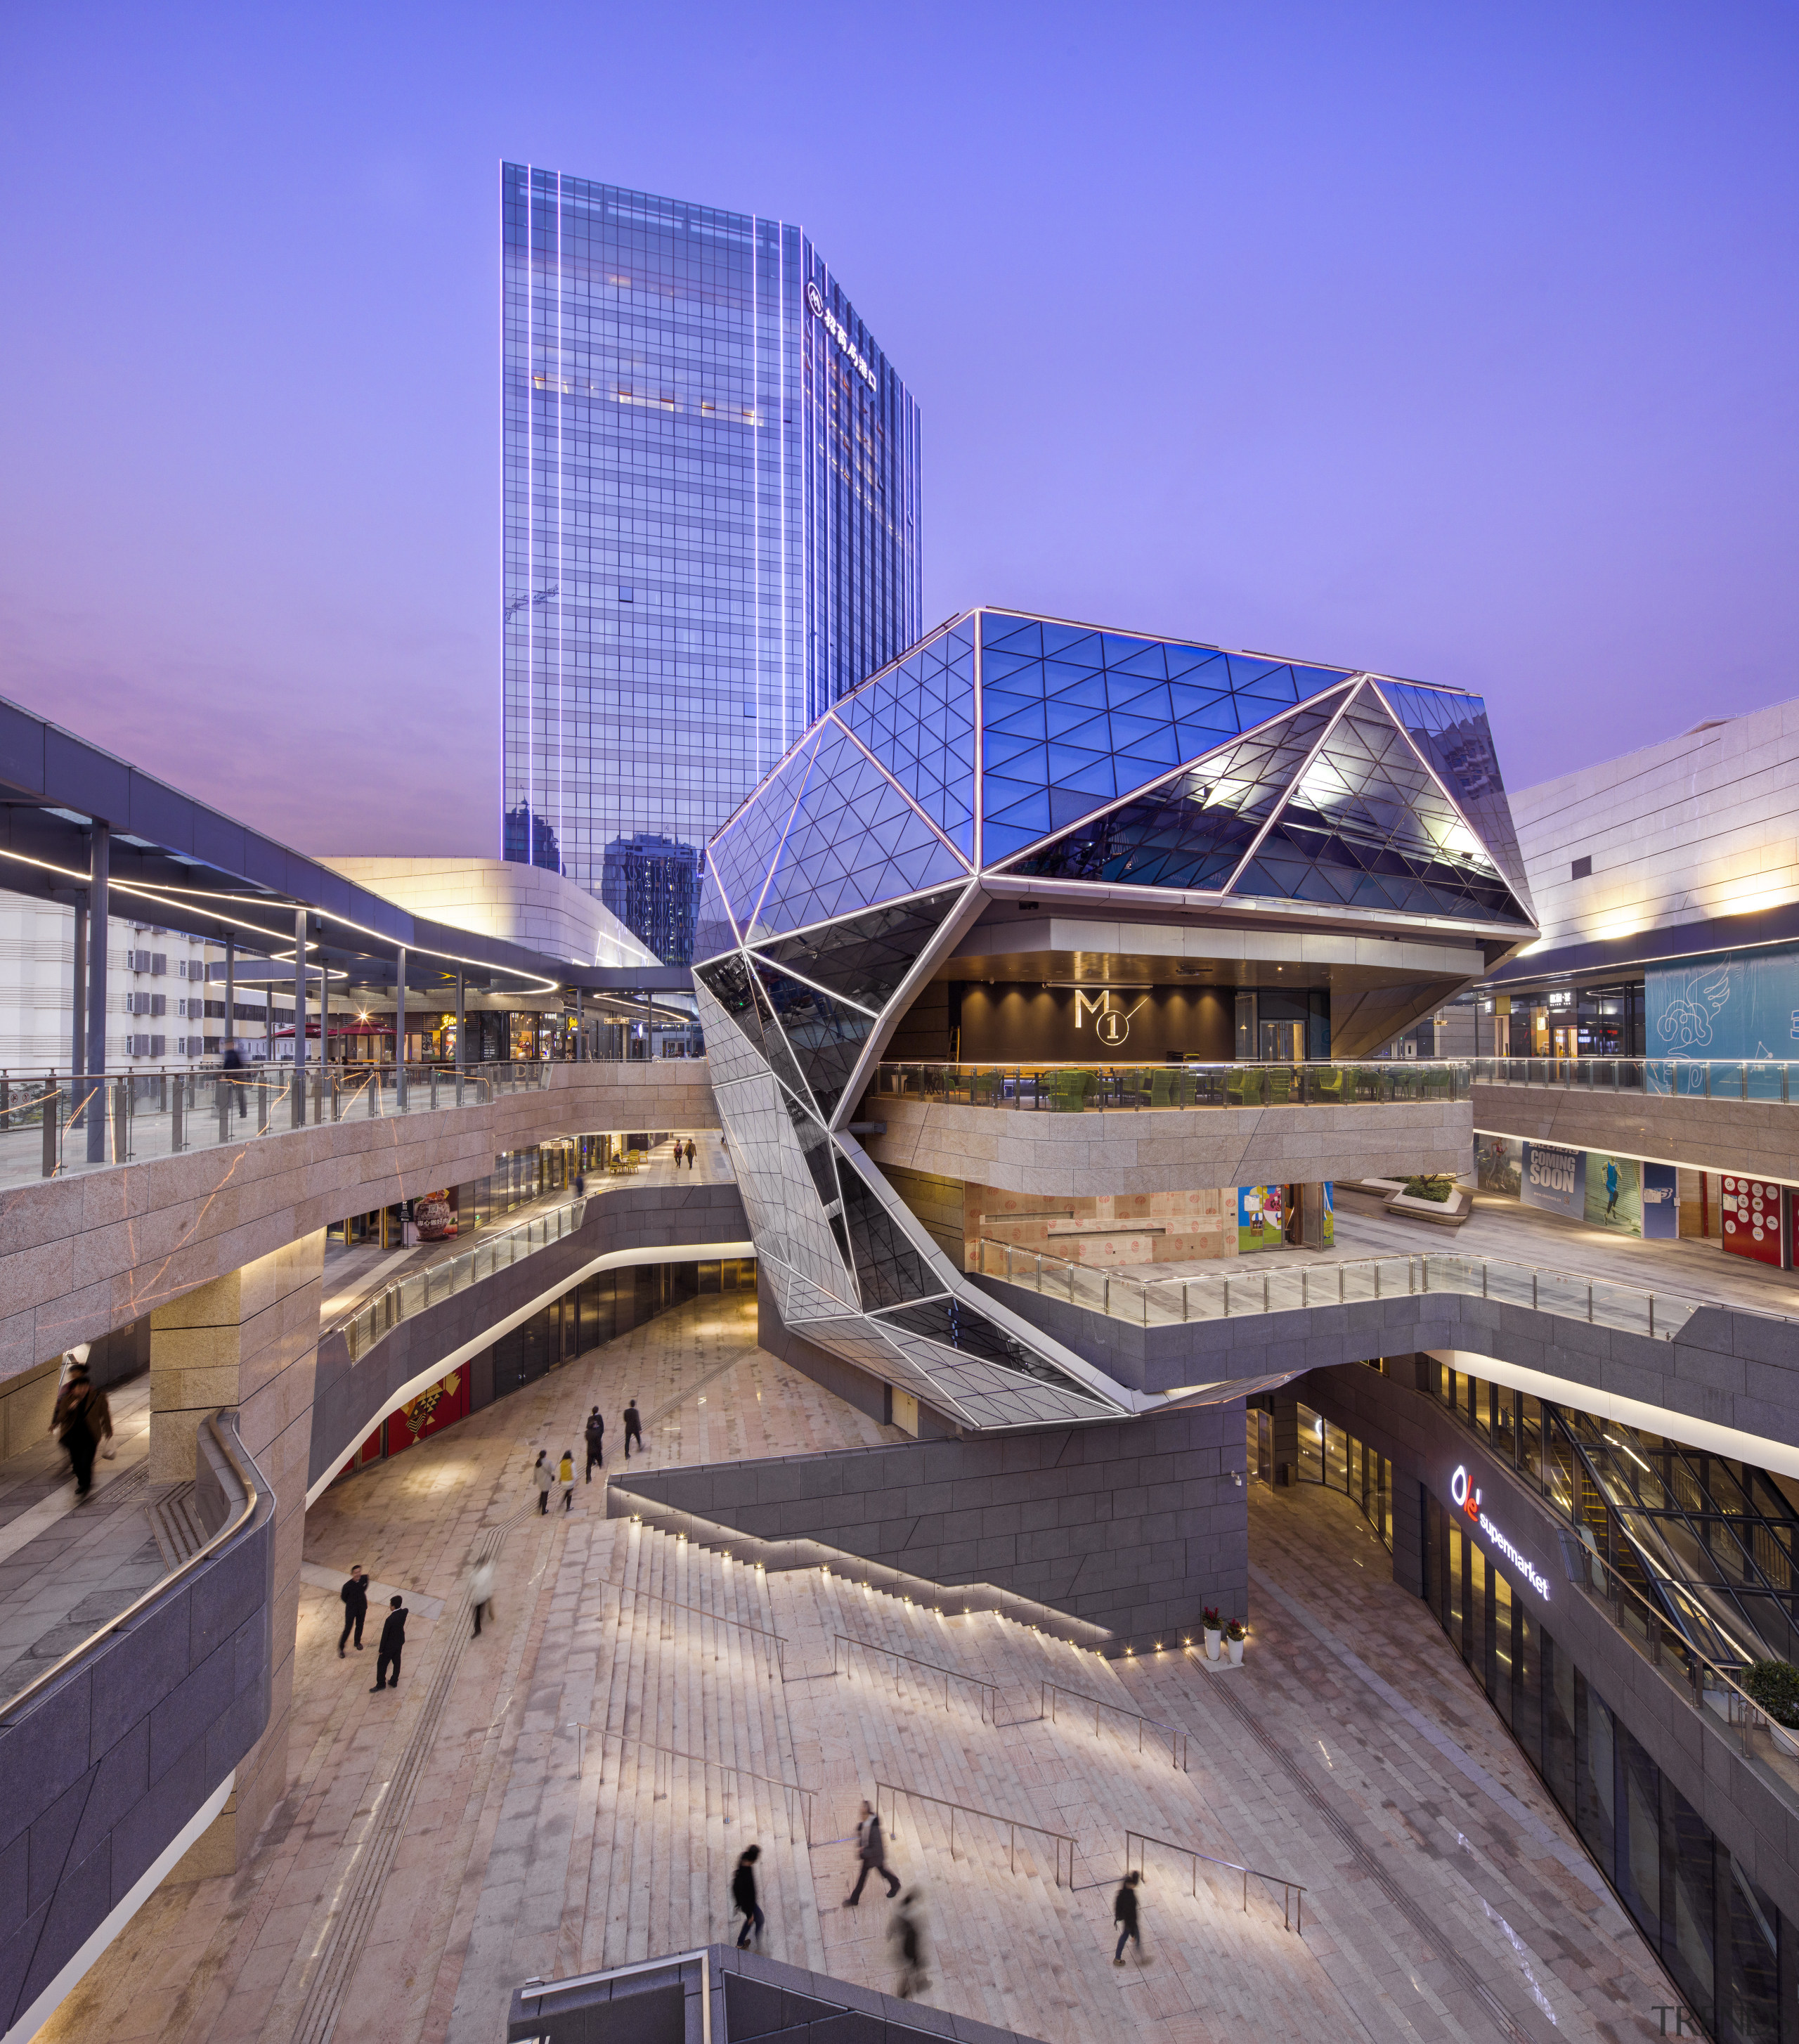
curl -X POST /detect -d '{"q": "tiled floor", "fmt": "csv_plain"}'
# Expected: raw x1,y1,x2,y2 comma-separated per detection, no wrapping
31,1314,1672,2044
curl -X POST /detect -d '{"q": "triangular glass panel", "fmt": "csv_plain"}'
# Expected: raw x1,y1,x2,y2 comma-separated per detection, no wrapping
693,954,764,1057
999,694,1349,888
709,732,820,932
872,1297,1114,1409
755,722,967,940
780,1089,844,1211
751,884,966,1014
1373,680,1535,914
1235,685,1534,924
833,1153,940,1308
979,619,1356,866
751,961,878,1118
693,861,739,963
838,623,976,857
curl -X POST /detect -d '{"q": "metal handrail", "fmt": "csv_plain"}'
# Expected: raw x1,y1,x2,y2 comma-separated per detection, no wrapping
590,1732,816,1842
599,1576,789,1678
1041,1679,1188,1770
975,1234,1757,1343
325,1196,587,1359
1125,1828,1304,1932
873,1057,1470,1112
834,1634,999,1721
875,1779,1075,1887
519,1948,713,2044
0,1410,261,1724
1474,1055,1799,1102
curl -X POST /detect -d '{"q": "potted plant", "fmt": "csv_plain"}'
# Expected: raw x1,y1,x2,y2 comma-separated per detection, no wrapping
1202,1605,1222,1661
1226,1618,1246,1667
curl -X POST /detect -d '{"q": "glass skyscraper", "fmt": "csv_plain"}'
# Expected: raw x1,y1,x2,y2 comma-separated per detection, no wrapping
501,165,923,962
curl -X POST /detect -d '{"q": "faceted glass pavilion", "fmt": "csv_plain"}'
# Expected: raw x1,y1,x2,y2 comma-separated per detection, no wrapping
692,607,1533,1431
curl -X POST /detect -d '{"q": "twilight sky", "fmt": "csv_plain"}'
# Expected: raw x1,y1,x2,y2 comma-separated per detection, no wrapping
1,3,1795,856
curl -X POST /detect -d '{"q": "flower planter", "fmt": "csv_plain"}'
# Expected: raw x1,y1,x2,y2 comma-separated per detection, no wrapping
1204,1627,1221,1661
1228,1636,1245,1667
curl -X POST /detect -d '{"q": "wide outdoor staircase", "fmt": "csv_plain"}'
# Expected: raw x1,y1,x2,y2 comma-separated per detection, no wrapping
561,1519,1346,2043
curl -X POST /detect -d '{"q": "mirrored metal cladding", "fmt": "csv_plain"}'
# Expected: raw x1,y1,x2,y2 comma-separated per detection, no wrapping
695,606,1533,1432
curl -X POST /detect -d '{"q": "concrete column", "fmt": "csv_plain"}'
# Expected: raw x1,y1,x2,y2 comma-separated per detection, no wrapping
1272,1390,1300,1488
576,987,585,1062
455,968,465,1073
224,936,234,1054
394,945,407,1107
70,889,86,1083
148,1229,324,1870
85,824,110,1164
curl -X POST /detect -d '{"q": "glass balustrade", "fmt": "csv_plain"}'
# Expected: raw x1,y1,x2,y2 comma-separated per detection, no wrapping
873,1060,1471,1111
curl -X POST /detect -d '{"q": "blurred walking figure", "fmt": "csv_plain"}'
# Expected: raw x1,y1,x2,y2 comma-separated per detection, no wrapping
623,1400,644,1458
51,1362,112,1499
533,1449,552,1514
845,1800,900,1905
732,1844,764,1949
221,1037,248,1118
1113,1869,1149,1966
337,1567,370,1655
684,1138,696,1170
888,1887,929,2000
584,1406,605,1478
469,1558,495,1636
557,1449,576,1511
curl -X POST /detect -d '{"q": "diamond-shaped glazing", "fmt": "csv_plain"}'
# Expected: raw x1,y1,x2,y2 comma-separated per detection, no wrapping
751,886,966,1014
978,608,1356,863
754,720,968,940
693,863,739,964
1373,680,1535,913
751,962,878,1120
833,1151,942,1309
873,1295,1116,1410
1232,683,1533,924
1001,695,1349,889
838,617,978,858
710,733,821,933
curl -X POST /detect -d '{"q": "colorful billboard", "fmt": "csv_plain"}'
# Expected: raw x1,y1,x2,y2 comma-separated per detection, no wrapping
1476,1135,1524,1196
1521,1141,1585,1217
1239,1184,1282,1253
1583,1153,1641,1234
1642,1163,1678,1238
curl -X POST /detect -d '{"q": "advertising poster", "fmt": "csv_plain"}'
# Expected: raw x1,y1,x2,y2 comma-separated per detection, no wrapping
1521,1142,1585,1217
1721,1177,1786,1267
1322,1182,1334,1248
1646,940,1799,1087
1476,1136,1524,1198
1238,1184,1282,1253
1642,1163,1679,1239
1583,1154,1642,1234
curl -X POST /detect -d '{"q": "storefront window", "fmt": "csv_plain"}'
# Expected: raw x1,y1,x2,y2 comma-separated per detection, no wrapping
1726,1857,1780,2044
1516,1609,1543,1771
1618,1723,1661,1944
1299,1405,1323,1482
1576,1671,1616,1878
1663,1775,1717,2031
1491,1568,1514,1723
1495,1384,1516,1461
1469,1541,1487,1683
1544,1630,1578,1825
1519,1395,1543,1486
1448,1522,1465,1655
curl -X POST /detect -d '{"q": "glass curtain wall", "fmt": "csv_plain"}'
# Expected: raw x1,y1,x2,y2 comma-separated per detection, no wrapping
1256,1399,1394,1552
1423,1487,1788,2043
1428,1362,1799,1671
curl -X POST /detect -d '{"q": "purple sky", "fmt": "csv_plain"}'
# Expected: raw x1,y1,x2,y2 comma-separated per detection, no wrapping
3,4,1795,856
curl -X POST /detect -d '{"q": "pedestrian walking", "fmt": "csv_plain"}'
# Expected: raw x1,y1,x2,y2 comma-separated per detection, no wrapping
337,1567,370,1655
51,1363,111,1499
221,1037,248,1119
673,1137,685,1170
684,1137,696,1170
732,1844,765,1948
370,1594,408,1691
534,1449,552,1514
469,1559,495,1637
888,1887,929,2000
574,1170,586,1197
584,1406,605,1479
1113,1869,1150,1966
623,1400,644,1459
558,1449,576,1511
845,1801,900,1905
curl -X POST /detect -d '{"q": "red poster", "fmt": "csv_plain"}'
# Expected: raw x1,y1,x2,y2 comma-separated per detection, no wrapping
384,1369,469,1456
1721,1176,1786,1267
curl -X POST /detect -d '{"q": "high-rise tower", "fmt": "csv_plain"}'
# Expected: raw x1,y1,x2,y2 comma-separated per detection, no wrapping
502,166,923,962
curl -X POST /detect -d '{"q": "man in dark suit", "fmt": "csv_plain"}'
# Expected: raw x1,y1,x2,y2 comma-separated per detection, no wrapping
337,1567,369,1657
370,1594,408,1692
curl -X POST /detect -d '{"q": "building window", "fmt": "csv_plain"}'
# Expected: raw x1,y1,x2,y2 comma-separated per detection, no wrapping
1571,855,1592,879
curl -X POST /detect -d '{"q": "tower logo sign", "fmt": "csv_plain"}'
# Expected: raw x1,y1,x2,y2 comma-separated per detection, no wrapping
806,279,878,394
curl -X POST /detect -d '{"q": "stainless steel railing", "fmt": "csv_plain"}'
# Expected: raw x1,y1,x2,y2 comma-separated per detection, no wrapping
875,1058,1470,1111
1125,1827,1304,1932
975,1235,1729,1342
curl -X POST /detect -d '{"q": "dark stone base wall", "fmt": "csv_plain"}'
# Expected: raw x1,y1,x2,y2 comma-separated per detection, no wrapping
616,1403,1249,1650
